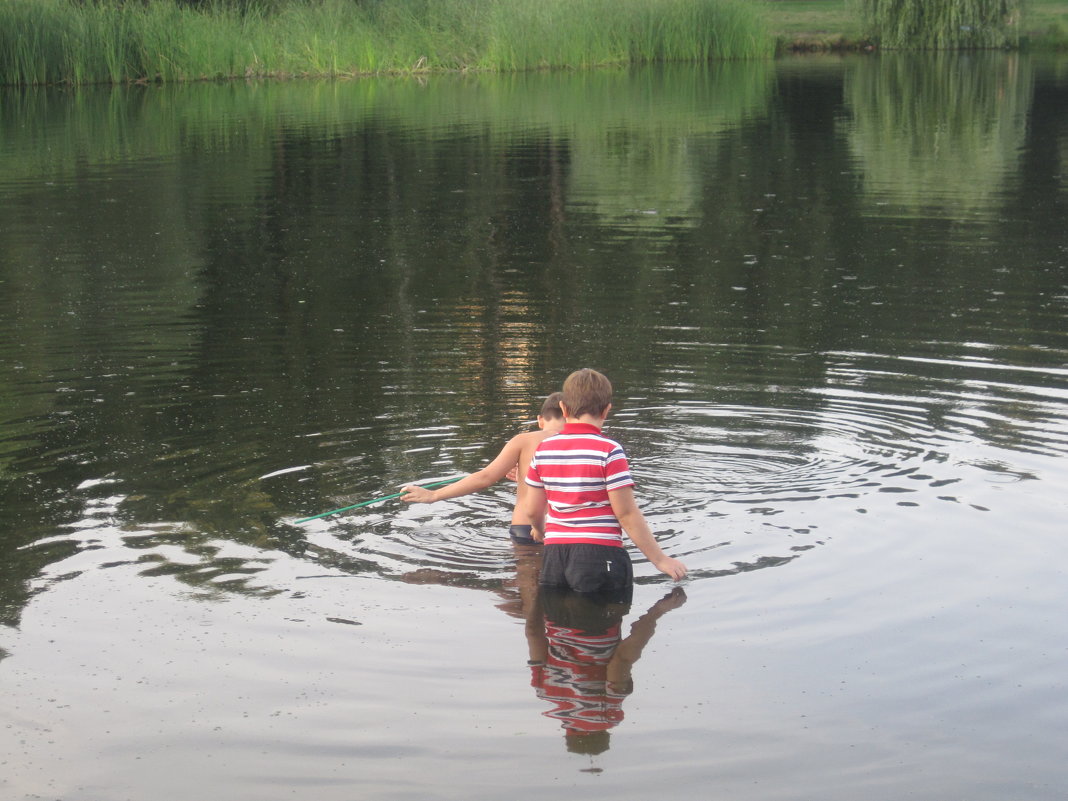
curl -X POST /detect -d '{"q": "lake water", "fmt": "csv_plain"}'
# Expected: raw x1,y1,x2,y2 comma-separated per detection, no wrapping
1,53,1067,800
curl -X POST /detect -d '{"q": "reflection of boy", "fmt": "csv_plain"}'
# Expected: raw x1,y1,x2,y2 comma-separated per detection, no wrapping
523,369,687,599
400,393,565,545
531,587,687,754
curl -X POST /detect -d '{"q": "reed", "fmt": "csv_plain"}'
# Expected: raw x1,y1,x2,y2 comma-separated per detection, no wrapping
479,0,772,69
857,0,1024,49
0,0,773,86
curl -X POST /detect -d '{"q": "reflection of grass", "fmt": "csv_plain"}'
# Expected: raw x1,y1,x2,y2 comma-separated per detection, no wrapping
1,66,772,185
844,53,1032,217
0,0,772,86
0,63,773,253
563,63,773,233
0,64,774,272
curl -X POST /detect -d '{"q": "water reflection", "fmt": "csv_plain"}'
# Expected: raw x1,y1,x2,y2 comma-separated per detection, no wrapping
402,540,546,659
405,542,691,757
533,587,686,756
843,52,1033,219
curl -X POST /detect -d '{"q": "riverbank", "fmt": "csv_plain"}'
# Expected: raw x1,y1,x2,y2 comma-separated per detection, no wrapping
3,0,1065,87
769,0,1068,52
0,0,773,87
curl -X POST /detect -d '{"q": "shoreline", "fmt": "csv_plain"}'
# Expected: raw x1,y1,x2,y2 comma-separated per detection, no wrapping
777,35,876,53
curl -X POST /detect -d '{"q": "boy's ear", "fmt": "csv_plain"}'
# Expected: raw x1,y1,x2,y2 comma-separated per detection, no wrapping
559,401,571,419
536,415,545,429
601,402,613,418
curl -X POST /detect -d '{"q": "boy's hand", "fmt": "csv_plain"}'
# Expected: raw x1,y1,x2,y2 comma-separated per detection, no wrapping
400,485,434,503
653,556,688,581
504,466,519,482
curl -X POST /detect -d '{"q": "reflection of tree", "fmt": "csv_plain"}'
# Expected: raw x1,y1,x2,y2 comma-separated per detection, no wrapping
1,66,768,194
1013,68,1068,283
561,63,773,236
843,53,1033,218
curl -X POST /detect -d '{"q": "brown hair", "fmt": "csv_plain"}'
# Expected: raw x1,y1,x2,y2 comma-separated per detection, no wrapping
540,391,564,420
562,369,612,419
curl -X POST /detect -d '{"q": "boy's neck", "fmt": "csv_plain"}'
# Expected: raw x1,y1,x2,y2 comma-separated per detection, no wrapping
565,414,606,429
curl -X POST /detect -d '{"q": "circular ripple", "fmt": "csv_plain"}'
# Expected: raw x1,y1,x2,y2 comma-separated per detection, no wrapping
288,350,1068,586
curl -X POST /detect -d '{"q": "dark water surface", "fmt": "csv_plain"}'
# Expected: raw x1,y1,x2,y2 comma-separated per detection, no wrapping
2,54,1067,800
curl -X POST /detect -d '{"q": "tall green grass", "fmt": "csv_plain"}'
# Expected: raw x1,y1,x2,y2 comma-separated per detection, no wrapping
477,0,772,69
0,0,252,85
0,0,774,86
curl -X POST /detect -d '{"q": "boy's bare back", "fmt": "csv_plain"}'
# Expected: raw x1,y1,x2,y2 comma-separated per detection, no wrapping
510,428,559,523
399,392,565,528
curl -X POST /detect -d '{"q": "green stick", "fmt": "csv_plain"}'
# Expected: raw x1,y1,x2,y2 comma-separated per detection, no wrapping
294,477,463,524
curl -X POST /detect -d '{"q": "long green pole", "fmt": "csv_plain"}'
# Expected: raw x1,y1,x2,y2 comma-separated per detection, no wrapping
294,477,463,524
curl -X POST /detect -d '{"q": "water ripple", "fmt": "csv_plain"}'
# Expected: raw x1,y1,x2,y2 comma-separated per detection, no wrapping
279,340,1068,586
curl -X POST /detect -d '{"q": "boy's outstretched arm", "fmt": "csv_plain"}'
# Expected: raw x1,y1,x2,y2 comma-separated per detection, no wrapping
609,486,688,580
401,435,523,503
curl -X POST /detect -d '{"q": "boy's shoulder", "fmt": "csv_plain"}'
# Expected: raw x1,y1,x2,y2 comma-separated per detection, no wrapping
514,428,558,447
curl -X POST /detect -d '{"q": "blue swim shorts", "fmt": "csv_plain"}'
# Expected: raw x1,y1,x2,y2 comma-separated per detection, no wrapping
509,524,540,546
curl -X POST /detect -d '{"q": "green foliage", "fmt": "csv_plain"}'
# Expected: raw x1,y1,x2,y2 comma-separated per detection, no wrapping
0,0,269,84
857,0,1024,48
0,0,774,86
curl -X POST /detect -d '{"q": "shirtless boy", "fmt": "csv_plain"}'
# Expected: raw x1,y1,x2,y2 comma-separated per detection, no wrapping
400,392,565,545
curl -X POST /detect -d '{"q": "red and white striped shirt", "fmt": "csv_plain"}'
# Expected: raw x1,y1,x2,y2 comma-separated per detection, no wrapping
531,618,626,733
525,422,633,546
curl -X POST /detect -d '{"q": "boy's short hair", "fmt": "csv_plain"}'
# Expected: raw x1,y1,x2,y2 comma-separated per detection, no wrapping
562,369,612,419
540,391,564,420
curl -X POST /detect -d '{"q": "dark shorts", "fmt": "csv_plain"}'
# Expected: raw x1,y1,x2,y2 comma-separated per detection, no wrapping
509,524,540,546
539,543,633,603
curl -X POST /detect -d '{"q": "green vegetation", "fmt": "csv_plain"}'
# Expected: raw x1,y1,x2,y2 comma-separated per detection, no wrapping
0,0,774,86
768,0,1068,49
2,0,1064,85
859,0,1024,49
765,0,866,48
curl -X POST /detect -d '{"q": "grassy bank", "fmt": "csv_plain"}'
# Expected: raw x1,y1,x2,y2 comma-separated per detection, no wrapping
0,0,774,86
767,0,1068,51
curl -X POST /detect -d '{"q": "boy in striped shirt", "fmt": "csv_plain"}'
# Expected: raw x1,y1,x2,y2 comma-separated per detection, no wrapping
524,369,688,599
